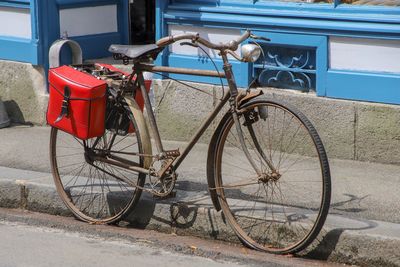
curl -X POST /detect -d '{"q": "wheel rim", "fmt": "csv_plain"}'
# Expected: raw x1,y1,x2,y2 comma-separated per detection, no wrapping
215,101,329,253
50,121,144,223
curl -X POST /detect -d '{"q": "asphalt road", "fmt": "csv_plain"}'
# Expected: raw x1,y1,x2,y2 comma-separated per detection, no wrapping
0,221,244,267
0,208,339,267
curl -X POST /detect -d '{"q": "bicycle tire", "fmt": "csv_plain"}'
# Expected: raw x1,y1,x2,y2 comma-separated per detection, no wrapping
50,99,147,224
209,96,331,254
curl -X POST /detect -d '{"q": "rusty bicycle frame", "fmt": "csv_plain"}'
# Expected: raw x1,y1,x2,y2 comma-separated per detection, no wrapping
49,29,331,255
95,30,273,192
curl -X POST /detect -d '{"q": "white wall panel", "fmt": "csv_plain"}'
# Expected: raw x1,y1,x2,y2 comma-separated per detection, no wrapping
168,25,241,58
330,37,400,74
0,7,31,39
60,5,118,37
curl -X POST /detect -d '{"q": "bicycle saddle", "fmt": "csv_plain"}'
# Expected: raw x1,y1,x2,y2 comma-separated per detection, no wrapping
109,44,159,59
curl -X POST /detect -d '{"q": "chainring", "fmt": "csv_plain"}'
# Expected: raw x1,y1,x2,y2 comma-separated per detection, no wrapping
148,161,177,197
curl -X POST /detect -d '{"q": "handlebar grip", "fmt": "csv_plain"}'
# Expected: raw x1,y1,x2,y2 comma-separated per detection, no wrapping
157,33,199,47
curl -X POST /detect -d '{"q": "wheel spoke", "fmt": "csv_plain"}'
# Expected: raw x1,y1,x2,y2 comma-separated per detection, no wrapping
213,100,330,254
49,105,146,223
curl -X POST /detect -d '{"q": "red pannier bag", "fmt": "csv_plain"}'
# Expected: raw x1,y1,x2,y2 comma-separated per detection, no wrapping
47,65,107,140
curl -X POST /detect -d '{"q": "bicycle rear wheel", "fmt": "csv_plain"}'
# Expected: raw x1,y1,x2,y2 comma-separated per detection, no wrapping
50,105,146,224
210,97,331,254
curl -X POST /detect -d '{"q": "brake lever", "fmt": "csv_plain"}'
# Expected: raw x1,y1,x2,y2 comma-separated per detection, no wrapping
180,41,199,48
250,34,271,42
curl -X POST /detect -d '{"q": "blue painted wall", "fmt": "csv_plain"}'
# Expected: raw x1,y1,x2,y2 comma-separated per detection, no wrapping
155,0,400,104
0,1,39,64
0,0,129,67
0,0,399,104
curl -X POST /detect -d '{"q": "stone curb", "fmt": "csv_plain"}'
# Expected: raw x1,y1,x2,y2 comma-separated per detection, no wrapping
0,176,399,266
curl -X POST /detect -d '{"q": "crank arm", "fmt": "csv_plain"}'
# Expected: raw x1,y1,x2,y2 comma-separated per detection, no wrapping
156,157,175,178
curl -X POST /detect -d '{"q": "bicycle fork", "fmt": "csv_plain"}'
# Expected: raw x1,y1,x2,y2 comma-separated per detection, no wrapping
220,54,262,177
221,53,277,178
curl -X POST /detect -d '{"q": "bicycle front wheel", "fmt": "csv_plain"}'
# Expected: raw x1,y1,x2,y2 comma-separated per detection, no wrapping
211,97,331,254
50,106,146,224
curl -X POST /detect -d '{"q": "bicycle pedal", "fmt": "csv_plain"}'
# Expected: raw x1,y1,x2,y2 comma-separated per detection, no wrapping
153,190,177,200
164,149,180,158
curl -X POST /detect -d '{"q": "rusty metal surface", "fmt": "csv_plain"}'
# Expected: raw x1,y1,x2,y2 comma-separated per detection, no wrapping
156,30,251,52
140,64,226,78
237,89,263,107
47,30,331,255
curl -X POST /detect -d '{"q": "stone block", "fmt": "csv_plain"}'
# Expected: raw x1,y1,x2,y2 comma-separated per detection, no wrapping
260,89,356,161
0,180,20,209
0,60,47,125
152,79,216,142
356,103,400,164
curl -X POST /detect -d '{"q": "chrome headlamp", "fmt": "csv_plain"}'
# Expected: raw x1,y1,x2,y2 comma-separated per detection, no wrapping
241,44,261,63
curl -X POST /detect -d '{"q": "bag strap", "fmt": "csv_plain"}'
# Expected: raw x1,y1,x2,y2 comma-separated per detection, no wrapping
54,86,71,123
49,82,106,101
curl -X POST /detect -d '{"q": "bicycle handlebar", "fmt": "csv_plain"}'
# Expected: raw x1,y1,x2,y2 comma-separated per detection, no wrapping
156,30,251,51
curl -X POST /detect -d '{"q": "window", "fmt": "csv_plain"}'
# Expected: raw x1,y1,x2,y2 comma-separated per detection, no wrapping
255,45,317,91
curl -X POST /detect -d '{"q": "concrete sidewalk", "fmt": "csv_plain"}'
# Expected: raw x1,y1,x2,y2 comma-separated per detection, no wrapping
1,125,400,266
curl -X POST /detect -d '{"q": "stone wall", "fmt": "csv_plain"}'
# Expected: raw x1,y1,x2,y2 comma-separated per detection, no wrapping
153,79,400,165
1,57,399,165
0,60,47,125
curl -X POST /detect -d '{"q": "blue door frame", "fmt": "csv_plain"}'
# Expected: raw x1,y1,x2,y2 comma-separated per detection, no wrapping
0,0,130,67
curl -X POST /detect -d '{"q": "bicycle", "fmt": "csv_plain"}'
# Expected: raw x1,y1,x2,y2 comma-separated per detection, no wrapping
49,30,331,254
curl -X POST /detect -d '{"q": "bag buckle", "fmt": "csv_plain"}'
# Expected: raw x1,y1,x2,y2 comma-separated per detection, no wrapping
55,86,71,123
